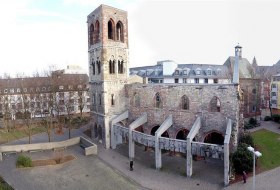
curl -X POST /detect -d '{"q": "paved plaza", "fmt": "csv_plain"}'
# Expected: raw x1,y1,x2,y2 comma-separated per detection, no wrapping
0,121,279,190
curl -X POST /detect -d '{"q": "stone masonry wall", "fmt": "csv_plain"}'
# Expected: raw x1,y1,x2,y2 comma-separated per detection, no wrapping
125,83,239,142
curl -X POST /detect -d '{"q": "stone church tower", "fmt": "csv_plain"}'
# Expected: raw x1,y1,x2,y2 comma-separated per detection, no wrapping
87,5,129,148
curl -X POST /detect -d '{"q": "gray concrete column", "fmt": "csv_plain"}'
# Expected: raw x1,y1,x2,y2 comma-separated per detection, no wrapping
104,116,110,149
128,113,147,160
110,110,129,149
155,115,173,170
224,119,232,186
186,138,192,176
186,117,201,177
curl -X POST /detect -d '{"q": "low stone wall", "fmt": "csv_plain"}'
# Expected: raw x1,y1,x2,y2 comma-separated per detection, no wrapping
0,136,97,161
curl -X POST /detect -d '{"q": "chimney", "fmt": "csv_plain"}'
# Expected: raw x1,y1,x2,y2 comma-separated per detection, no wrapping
233,44,242,84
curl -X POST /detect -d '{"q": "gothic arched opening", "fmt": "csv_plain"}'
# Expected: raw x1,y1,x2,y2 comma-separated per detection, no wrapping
204,131,224,145
94,20,100,43
94,123,98,138
210,96,221,112
98,125,102,140
89,24,94,45
116,21,124,42
108,19,115,40
176,129,189,140
150,125,169,137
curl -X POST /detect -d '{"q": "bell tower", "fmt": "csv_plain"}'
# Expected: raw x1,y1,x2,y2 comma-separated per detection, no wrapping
87,5,129,148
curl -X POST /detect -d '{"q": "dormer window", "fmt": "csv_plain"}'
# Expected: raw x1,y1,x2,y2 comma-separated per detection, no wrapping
217,69,221,75
175,70,179,75
183,70,188,75
207,69,212,75
196,68,201,75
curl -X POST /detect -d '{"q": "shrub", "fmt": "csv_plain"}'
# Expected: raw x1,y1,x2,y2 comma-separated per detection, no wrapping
264,116,271,121
232,143,253,174
239,133,254,147
249,118,257,125
244,123,254,130
272,114,280,122
16,155,32,168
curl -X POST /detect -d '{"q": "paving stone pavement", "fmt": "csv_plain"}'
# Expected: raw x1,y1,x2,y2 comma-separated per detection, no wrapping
1,122,280,190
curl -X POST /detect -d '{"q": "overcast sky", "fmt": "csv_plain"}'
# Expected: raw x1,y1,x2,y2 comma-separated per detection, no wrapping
0,0,279,76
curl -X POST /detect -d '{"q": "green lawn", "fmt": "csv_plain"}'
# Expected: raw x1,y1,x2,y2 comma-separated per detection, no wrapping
252,129,280,170
0,127,46,144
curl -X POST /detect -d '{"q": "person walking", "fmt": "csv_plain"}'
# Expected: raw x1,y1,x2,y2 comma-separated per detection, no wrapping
242,171,247,183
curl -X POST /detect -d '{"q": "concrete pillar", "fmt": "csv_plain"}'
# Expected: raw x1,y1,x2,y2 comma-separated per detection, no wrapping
186,117,201,177
104,116,110,149
128,113,147,160
224,142,230,186
155,136,161,169
186,138,192,177
110,110,129,149
155,115,173,170
0,153,2,162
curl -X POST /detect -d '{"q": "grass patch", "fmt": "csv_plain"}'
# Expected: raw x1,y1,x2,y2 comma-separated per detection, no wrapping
0,126,46,144
252,129,280,170
0,176,13,190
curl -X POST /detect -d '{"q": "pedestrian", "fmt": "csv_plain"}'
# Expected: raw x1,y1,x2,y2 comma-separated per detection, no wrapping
130,160,133,171
242,171,247,183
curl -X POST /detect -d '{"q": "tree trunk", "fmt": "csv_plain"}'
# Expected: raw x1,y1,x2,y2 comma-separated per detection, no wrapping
28,127,31,144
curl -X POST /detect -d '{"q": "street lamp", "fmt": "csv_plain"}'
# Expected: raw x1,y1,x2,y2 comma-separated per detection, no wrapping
247,146,262,190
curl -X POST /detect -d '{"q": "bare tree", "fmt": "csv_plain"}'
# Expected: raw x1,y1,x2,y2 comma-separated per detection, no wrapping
64,91,75,139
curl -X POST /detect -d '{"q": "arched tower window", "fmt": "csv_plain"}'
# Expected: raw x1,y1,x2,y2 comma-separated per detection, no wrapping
116,21,124,42
134,93,140,107
96,61,101,74
89,24,94,45
91,61,95,75
210,96,221,112
109,60,115,74
108,19,115,40
155,92,162,108
99,94,102,105
118,60,124,74
181,95,189,110
111,94,115,106
94,20,100,43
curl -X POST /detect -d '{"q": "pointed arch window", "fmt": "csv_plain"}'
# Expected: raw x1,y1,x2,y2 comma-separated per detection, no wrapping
210,96,221,112
155,92,162,108
91,61,95,75
99,94,102,106
181,95,189,110
109,60,115,74
108,19,115,40
134,93,140,107
94,20,100,43
97,61,101,74
111,94,115,106
89,24,94,45
118,60,124,74
116,21,124,42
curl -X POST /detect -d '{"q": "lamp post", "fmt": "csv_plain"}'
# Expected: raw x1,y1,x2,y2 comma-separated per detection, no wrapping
247,146,262,190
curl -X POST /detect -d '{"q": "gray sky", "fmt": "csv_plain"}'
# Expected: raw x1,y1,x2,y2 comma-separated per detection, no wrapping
0,0,279,76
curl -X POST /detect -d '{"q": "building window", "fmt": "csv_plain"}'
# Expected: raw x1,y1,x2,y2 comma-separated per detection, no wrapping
97,61,101,74
271,92,276,96
99,94,102,105
204,78,208,83
214,78,218,83
89,24,94,45
183,78,187,83
210,96,221,112
175,70,179,75
116,21,124,42
181,95,189,110
183,70,188,75
175,78,179,83
207,69,212,75
109,60,115,74
108,19,115,40
252,105,256,112
111,94,115,106
94,20,100,43
118,60,124,74
91,61,95,75
134,93,140,107
217,69,221,75
155,92,162,108
196,69,201,75
195,78,199,83
252,88,256,94
272,84,276,88
17,88,21,93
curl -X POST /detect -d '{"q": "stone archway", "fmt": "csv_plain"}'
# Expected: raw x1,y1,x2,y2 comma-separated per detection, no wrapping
204,131,224,145
176,129,189,140
150,125,169,137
